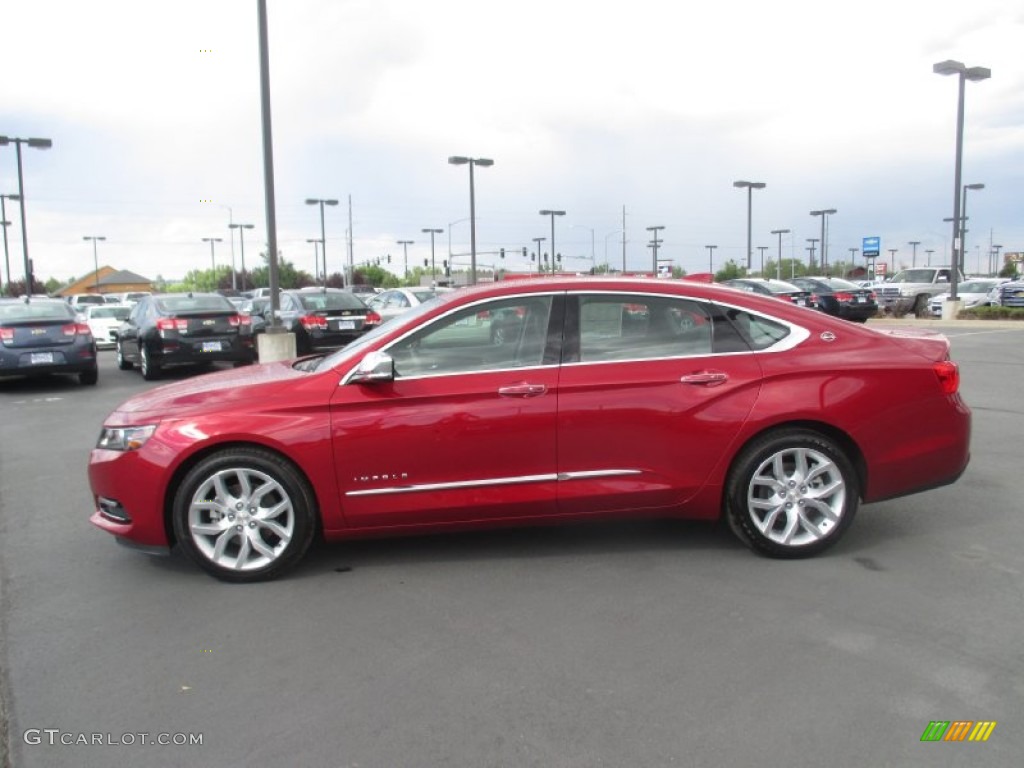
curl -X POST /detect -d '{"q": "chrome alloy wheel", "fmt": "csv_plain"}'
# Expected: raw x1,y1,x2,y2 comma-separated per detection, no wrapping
746,446,846,547
187,467,296,572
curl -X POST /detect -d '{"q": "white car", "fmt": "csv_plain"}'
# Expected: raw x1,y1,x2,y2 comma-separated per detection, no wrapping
84,304,132,348
365,288,440,323
928,278,1008,316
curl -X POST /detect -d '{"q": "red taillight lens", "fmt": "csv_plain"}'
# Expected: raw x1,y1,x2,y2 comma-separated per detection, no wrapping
228,314,251,327
156,317,188,332
364,311,381,326
833,292,853,302
300,315,328,330
62,323,91,337
934,360,960,395
0,328,13,342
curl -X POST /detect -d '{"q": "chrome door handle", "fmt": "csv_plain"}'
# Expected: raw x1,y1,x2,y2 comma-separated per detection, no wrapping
680,371,728,386
498,383,548,397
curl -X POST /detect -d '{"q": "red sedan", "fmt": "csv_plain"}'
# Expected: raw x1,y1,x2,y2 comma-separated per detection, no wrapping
88,278,971,582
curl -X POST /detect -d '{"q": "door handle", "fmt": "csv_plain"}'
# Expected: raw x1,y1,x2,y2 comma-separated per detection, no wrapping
498,383,547,397
680,371,728,386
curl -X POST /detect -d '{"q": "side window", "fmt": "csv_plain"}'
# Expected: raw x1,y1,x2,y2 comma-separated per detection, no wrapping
719,307,789,351
577,295,712,362
388,296,554,378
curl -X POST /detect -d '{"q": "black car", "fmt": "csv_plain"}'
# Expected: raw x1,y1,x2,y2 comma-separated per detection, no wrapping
115,293,256,380
789,277,878,322
722,278,817,308
0,298,98,385
271,288,380,354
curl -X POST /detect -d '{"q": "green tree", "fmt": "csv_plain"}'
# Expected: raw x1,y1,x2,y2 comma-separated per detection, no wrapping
714,260,747,282
249,252,313,290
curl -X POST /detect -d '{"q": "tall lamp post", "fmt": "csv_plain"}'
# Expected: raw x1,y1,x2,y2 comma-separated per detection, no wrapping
532,237,546,274
908,240,921,268
306,238,322,283
991,244,1002,276
0,193,20,295
202,237,223,274
705,244,717,275
397,240,414,280
646,225,665,275
849,247,859,272
810,208,837,272
448,156,493,285
0,136,53,294
771,228,790,281
422,228,443,283
925,249,935,267
305,198,339,285
806,238,819,271
539,210,566,275
83,236,106,292
757,246,769,275
229,223,255,291
733,181,766,270
934,59,991,302
960,183,984,276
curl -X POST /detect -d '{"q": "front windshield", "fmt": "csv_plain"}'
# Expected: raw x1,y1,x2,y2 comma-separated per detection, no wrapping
959,280,995,293
890,269,938,283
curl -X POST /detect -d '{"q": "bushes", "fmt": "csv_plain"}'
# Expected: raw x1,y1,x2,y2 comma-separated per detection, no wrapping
960,306,1024,320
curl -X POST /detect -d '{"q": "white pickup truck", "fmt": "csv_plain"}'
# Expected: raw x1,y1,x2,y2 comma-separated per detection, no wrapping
874,267,963,317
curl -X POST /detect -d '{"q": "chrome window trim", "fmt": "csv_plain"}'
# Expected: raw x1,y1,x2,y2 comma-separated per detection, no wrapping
346,469,641,497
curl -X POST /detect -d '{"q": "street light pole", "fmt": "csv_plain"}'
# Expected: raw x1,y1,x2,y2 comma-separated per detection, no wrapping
0,193,20,296
734,181,766,270
448,156,494,285
83,236,106,292
202,237,223,275
532,237,546,274
646,225,665,275
771,228,790,281
934,59,991,302
810,209,837,272
229,223,255,291
306,238,322,283
0,136,53,295
397,240,414,280
925,249,935,267
539,210,566,275
908,240,921,268
757,246,769,275
705,244,717,276
422,228,443,284
961,183,984,276
806,238,819,271
888,248,898,274
305,198,339,286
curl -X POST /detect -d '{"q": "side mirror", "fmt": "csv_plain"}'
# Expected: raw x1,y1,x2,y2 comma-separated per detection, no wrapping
110,329,120,340
349,350,395,384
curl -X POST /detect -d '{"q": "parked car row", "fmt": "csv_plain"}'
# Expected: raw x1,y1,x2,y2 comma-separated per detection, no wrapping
721,277,878,322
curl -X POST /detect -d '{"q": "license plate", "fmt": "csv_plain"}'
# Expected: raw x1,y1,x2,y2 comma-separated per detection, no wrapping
856,297,865,303
334,320,355,330
795,299,806,306
201,341,222,352
30,352,54,365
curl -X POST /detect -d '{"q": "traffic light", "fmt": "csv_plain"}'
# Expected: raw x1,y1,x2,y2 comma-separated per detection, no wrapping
500,248,505,259
443,260,450,276
387,254,391,263
522,247,527,259
531,252,536,261
424,259,429,268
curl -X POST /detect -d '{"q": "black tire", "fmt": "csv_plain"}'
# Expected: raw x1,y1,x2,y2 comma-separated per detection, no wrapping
172,447,317,583
116,342,133,370
913,294,930,318
79,366,99,386
726,429,859,558
140,345,160,381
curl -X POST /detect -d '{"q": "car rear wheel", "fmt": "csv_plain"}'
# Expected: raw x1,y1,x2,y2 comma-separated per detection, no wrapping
140,345,160,380
79,366,98,386
116,342,133,370
726,429,858,558
172,448,317,583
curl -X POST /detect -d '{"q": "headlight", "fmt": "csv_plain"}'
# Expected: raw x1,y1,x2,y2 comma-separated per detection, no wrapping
96,425,157,452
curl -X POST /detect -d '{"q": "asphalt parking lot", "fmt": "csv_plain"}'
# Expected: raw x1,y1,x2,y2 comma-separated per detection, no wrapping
1,322,1022,768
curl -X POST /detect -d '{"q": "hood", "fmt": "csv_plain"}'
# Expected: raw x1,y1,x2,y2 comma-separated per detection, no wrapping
871,328,951,362
109,359,330,422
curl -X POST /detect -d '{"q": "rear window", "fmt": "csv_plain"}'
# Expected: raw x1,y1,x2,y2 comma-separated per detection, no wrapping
89,306,131,320
298,292,365,311
410,290,436,303
73,295,106,306
156,296,235,313
0,301,75,322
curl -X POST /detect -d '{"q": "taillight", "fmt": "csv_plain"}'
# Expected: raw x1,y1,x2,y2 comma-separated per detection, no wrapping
62,323,91,337
0,328,13,342
228,314,251,327
300,315,328,330
364,311,381,326
833,292,854,302
156,317,188,333
934,360,959,395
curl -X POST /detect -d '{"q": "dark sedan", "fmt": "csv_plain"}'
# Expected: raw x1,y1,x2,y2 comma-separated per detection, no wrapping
790,277,878,322
0,298,98,385
271,288,381,354
722,278,817,309
115,293,256,380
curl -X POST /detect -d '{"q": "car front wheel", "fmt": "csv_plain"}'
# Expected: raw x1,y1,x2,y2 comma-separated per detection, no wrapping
140,345,160,380
726,429,858,558
172,447,317,582
116,341,133,370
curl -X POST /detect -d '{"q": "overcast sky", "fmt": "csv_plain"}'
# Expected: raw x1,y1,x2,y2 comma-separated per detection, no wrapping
1,0,1021,285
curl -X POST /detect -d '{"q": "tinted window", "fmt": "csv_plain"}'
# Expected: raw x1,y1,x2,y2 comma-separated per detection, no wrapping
88,306,131,320
298,292,365,311
0,301,74,322
722,307,790,351
577,295,712,362
156,296,235,313
388,296,554,377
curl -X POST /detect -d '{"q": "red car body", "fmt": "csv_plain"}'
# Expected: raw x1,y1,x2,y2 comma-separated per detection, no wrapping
88,278,970,581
